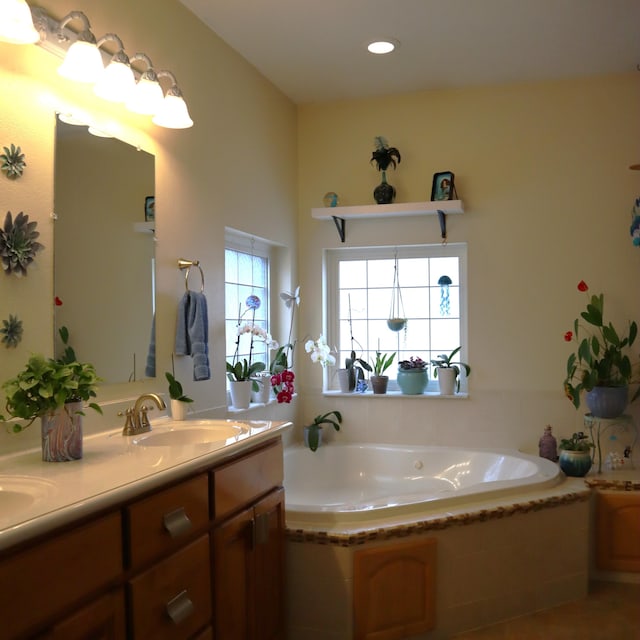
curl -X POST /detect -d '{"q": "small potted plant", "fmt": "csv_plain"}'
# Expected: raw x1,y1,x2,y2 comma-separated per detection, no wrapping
558,432,594,477
431,346,471,395
226,358,266,409
338,350,372,393
564,280,640,418
165,370,193,420
397,356,429,395
304,410,343,452
370,351,396,394
1,327,101,461
370,136,401,204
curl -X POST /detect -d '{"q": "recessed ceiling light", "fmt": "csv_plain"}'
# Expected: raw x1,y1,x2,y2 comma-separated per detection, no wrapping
367,39,398,55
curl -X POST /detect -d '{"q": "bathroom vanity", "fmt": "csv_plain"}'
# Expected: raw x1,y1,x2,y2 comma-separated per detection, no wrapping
0,419,291,640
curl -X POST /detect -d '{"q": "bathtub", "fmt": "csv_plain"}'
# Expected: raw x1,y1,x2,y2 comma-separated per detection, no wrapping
284,443,561,524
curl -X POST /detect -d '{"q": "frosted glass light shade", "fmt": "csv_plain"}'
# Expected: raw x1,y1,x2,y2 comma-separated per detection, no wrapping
58,40,104,82
0,0,39,44
125,76,164,115
94,60,136,102
152,94,194,129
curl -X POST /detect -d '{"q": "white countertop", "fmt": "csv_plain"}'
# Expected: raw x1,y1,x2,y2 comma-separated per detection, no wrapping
0,417,293,550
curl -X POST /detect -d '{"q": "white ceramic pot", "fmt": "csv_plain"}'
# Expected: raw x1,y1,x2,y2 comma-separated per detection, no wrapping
436,367,457,395
251,375,272,404
229,380,252,409
337,369,354,392
170,398,188,421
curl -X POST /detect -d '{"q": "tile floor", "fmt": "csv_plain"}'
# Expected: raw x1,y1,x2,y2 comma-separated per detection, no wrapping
454,580,640,639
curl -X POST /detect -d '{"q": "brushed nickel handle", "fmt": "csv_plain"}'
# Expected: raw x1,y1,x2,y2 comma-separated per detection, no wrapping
163,507,192,538
166,590,194,625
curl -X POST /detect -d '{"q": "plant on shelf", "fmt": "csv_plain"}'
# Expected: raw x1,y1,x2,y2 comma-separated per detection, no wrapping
226,358,266,385
165,371,193,403
372,350,396,377
559,431,594,452
397,356,429,395
269,286,300,403
398,356,428,371
431,346,471,394
563,280,639,417
370,136,401,204
304,410,343,452
1,326,102,432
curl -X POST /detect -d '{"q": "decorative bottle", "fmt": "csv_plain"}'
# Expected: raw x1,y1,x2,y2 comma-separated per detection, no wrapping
539,424,558,462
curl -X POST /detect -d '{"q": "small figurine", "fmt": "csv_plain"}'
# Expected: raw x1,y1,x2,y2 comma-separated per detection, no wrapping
539,424,558,462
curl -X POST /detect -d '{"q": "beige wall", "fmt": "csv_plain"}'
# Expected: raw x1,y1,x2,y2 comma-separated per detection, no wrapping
0,0,298,442
296,74,640,454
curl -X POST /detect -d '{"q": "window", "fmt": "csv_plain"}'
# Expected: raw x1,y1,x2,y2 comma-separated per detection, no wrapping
325,243,468,392
225,235,271,373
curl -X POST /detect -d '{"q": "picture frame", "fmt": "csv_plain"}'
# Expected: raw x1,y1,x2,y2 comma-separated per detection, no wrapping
430,171,456,201
144,195,155,221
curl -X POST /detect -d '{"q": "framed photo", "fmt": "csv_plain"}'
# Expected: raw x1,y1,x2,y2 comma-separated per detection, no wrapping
144,196,155,221
430,171,456,201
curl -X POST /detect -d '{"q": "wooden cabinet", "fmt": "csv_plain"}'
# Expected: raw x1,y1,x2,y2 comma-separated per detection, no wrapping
595,491,640,572
0,438,285,640
212,439,285,640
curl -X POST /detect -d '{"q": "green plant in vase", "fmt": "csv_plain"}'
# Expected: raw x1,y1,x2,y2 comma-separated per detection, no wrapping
304,410,343,452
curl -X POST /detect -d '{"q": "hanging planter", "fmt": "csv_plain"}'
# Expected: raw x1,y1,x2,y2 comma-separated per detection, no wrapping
387,255,406,332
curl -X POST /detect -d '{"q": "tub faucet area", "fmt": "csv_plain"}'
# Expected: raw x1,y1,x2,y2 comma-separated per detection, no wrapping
122,393,167,436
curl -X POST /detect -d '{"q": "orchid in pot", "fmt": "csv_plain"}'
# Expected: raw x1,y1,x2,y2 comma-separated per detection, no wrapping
563,280,640,418
270,286,300,403
430,346,471,395
304,410,343,452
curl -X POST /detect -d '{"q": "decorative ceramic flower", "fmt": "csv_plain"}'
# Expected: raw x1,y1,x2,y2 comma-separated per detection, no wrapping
630,197,640,247
0,314,23,348
0,211,43,276
0,144,26,179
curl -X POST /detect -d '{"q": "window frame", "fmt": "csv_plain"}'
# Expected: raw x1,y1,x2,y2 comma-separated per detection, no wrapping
324,242,468,394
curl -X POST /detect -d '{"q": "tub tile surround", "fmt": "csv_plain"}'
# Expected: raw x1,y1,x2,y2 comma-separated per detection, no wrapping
285,476,593,640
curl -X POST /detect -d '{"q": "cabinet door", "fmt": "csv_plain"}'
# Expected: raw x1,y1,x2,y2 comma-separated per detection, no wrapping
253,488,285,640
213,505,253,640
43,589,126,640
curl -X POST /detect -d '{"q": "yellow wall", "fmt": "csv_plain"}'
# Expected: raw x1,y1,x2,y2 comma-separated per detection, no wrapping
297,75,640,451
0,0,298,434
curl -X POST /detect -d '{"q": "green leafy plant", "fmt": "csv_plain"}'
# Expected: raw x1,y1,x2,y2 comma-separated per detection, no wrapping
1,327,102,431
559,432,594,452
371,351,395,376
305,410,343,452
563,280,640,410
431,346,471,392
226,359,266,387
165,371,193,403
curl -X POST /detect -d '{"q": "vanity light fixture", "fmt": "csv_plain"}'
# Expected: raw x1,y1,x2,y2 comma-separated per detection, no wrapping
56,11,104,83
0,0,39,44
152,70,193,129
93,34,136,103
125,53,164,115
367,39,399,55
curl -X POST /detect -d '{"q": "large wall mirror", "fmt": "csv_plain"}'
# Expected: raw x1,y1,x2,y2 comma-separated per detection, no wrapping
54,117,156,384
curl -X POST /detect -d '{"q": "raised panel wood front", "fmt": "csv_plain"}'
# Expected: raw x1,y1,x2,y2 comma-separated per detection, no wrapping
354,538,437,640
596,491,640,572
0,511,122,640
126,473,209,569
212,439,283,521
128,534,212,640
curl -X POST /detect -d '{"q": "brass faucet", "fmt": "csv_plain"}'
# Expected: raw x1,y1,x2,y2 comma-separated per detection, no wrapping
121,393,166,436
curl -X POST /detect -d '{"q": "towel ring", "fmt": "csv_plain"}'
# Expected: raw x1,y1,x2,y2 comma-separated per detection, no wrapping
178,258,205,293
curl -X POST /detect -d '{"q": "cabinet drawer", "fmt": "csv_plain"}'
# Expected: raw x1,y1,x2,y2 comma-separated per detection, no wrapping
0,511,122,639
212,439,283,521
128,534,212,640
126,473,209,569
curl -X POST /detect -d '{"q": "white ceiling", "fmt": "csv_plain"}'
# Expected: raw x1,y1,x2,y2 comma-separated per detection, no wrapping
179,0,640,104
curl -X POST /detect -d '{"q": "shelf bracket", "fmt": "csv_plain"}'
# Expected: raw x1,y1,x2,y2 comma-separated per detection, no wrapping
437,210,447,243
332,215,346,242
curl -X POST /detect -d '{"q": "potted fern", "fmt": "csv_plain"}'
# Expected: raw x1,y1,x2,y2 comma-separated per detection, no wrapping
1,327,101,461
304,410,343,452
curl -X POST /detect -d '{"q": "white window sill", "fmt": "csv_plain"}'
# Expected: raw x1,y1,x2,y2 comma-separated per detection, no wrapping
321,390,468,399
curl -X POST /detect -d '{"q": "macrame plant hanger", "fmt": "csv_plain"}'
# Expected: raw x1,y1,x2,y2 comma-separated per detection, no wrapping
387,251,407,333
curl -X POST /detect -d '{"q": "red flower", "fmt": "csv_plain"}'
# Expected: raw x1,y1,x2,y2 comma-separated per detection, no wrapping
277,389,293,403
577,280,588,292
564,331,573,342
271,373,282,386
281,369,295,383
54,296,63,306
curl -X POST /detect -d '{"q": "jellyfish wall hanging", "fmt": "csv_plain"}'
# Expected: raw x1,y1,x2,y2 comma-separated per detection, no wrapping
438,275,452,316
387,255,407,332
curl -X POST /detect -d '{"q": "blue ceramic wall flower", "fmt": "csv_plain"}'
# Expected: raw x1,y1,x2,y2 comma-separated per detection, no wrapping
630,197,640,247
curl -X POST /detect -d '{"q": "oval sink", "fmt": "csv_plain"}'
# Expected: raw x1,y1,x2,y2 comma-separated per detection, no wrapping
0,476,57,517
131,420,249,447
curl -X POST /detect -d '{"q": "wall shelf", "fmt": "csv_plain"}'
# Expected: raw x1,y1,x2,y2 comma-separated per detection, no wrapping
311,200,464,241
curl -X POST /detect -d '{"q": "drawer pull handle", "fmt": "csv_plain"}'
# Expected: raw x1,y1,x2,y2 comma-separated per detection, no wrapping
252,512,269,548
163,507,192,538
166,589,194,625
